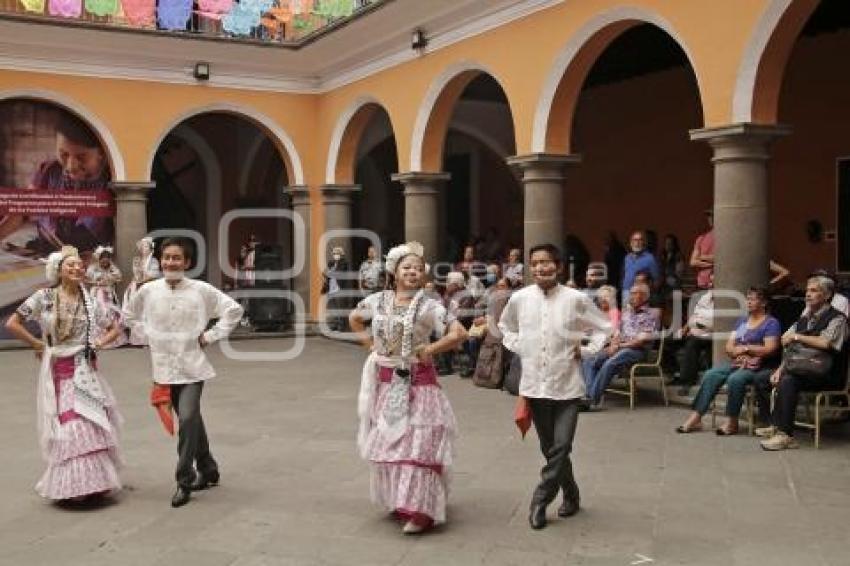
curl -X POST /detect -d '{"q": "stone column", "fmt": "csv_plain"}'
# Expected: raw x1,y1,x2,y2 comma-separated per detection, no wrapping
690,123,790,361
319,184,362,261
507,153,580,257
391,172,450,264
111,182,154,294
288,185,312,323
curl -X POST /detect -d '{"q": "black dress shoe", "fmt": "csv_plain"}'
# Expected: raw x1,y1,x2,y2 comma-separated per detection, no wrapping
171,485,191,508
529,503,547,530
558,496,580,518
190,470,220,491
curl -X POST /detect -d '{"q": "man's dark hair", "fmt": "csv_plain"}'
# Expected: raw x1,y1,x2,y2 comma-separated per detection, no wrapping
160,237,194,263
528,243,562,265
56,114,101,149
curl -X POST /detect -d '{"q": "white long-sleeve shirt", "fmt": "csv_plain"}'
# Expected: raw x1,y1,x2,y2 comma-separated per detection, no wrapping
499,284,612,400
123,278,243,384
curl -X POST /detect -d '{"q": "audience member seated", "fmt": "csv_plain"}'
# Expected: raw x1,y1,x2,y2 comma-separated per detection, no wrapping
675,287,780,435
585,262,608,290
667,283,714,387
445,271,479,377
504,248,524,288
634,270,663,308
755,275,849,450
482,262,501,289
582,283,659,409
594,285,621,329
456,244,486,279
472,278,513,389
805,269,849,317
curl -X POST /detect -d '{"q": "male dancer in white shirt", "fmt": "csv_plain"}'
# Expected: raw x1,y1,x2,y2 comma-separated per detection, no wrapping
499,243,612,529
125,238,243,507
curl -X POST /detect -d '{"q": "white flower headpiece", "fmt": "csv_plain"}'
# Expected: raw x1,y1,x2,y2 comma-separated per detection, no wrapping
385,241,426,275
92,245,114,260
136,237,154,253
44,245,79,285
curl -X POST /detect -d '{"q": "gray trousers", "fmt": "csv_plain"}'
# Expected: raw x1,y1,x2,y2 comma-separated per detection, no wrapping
528,398,580,507
170,382,218,488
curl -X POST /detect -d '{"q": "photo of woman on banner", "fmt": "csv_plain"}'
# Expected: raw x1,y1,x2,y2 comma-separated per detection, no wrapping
0,113,112,257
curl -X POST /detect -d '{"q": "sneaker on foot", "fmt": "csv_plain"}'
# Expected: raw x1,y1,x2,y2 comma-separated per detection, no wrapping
754,425,777,438
760,431,799,451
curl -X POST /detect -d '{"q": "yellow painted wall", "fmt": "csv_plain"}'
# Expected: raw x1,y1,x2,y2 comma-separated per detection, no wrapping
0,0,811,310
317,0,773,174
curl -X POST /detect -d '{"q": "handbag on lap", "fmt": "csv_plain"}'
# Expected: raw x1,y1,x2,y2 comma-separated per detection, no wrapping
783,342,833,378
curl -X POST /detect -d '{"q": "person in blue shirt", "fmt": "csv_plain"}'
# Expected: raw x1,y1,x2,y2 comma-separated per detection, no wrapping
621,231,659,302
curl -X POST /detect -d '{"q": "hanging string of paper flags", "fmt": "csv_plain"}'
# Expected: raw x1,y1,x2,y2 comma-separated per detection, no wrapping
17,0,361,37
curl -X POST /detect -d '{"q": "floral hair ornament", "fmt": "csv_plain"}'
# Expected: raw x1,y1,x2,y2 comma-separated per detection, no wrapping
44,245,80,285
385,241,426,275
92,245,114,260
136,237,154,253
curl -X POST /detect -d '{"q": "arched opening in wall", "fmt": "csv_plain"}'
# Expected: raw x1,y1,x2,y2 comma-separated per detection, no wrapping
442,74,519,265
567,24,707,290
149,112,291,289
350,106,403,266
0,98,116,338
770,0,850,287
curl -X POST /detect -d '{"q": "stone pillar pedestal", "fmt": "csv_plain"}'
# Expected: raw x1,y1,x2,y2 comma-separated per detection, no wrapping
288,185,312,323
507,153,580,258
391,172,450,264
112,182,154,294
690,123,790,362
319,184,361,261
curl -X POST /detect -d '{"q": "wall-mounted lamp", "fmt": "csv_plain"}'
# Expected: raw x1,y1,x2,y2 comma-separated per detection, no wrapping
193,62,211,81
411,28,428,50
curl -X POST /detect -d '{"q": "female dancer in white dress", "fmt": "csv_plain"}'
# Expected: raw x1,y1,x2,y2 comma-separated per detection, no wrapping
86,246,126,348
350,242,468,534
122,237,160,345
5,246,124,502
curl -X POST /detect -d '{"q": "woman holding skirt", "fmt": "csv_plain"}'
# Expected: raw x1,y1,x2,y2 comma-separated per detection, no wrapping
350,242,467,534
6,245,124,503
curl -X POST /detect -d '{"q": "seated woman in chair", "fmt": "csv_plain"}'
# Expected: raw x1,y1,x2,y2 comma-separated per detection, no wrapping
756,275,849,450
676,287,781,435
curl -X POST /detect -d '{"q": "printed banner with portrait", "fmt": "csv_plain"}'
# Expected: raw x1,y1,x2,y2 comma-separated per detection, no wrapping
0,99,114,335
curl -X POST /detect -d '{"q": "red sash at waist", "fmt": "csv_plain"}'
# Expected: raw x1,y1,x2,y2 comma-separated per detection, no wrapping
377,363,439,387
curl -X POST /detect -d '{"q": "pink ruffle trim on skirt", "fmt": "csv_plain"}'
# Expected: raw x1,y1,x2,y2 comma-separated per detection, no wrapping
364,377,457,524
37,357,123,500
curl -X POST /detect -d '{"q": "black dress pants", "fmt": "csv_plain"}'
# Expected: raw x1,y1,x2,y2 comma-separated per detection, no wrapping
528,398,580,507
171,382,218,487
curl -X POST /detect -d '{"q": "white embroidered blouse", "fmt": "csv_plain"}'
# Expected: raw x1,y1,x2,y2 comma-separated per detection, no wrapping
17,287,108,348
354,290,455,366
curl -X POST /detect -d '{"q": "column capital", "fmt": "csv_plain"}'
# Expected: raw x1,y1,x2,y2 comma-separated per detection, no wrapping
391,171,451,184
285,184,311,206
320,184,362,205
690,123,791,163
110,181,155,202
506,153,581,170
